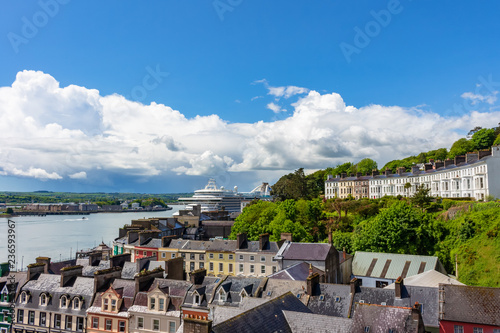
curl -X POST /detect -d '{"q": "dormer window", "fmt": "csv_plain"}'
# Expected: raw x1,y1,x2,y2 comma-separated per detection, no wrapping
111,299,117,311
60,295,68,308
103,298,109,311
21,291,28,304
73,297,80,310
40,293,47,306
159,298,165,311
218,289,226,302
149,297,156,310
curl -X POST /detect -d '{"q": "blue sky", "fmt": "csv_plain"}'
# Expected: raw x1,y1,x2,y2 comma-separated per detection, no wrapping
1,0,500,193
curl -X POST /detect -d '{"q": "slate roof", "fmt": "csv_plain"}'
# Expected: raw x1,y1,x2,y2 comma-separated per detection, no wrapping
183,276,223,308
0,271,27,297
351,303,421,333
212,298,269,325
151,278,192,311
351,285,439,328
205,239,237,253
263,279,307,303
211,292,312,333
268,262,324,281
277,242,332,261
352,251,444,280
283,310,353,333
236,240,281,253
90,278,136,313
138,238,162,249
212,276,264,307
307,283,351,317
439,284,500,326
16,274,94,316
385,270,464,289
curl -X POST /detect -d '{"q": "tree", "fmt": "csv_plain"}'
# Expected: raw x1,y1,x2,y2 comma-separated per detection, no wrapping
411,184,433,212
271,168,309,201
6,207,13,214
356,158,378,175
494,133,500,146
448,138,475,158
471,128,496,150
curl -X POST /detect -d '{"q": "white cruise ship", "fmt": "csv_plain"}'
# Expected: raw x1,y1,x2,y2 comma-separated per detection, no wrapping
178,179,272,213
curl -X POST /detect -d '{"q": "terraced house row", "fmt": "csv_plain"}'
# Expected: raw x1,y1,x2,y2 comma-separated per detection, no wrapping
325,146,500,201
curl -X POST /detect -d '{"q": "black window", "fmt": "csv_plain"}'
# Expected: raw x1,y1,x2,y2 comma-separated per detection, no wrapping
17,310,24,323
28,311,35,325
54,314,61,328
39,312,46,327
76,317,84,332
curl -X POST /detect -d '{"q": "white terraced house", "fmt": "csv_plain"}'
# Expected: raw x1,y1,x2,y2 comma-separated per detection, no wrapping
325,146,500,201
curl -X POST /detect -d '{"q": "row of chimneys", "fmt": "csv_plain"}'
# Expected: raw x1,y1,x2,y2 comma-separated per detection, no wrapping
329,150,493,180
236,233,292,250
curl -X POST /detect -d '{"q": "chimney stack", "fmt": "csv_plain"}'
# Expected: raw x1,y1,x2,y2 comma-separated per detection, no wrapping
183,317,212,333
356,172,362,178
237,233,248,250
397,167,405,175
135,267,164,294
411,165,420,174
434,161,444,169
395,276,404,299
424,163,433,171
162,235,177,248
454,155,466,165
60,265,83,287
139,231,158,246
341,173,347,179
280,233,292,242
165,257,184,281
350,277,361,294
478,150,492,159
189,269,207,285
444,159,454,168
93,267,122,292
306,272,320,296
127,231,139,245
372,169,379,176
466,152,478,164
412,302,422,321
384,168,392,176
259,233,269,251
110,253,131,268
89,252,102,266
429,159,435,164
27,263,47,281
35,257,51,273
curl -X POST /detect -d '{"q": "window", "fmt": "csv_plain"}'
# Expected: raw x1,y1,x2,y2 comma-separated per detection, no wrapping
239,264,244,272
106,319,112,331
169,322,176,333
250,265,254,273
219,290,226,302
190,262,195,271
473,329,483,333
376,281,388,288
119,321,126,332
250,256,255,261
190,253,196,260
150,297,156,310
28,311,35,325
40,293,47,305
260,256,265,262
111,299,117,311
219,254,224,259
161,252,166,258
17,309,24,323
364,326,370,332
229,263,233,273
104,298,109,311
137,317,144,329
209,262,214,271
194,294,200,305
199,254,204,260
209,253,214,259
199,262,204,269
171,253,176,258
272,266,277,273
159,298,165,311
454,326,464,333
73,297,80,309
92,317,99,329
261,265,266,274
66,315,73,330
143,251,147,256
239,255,244,260
493,330,500,333
219,263,224,272
77,317,84,332
54,314,61,329
228,254,233,260
21,292,27,304
153,319,160,331
39,312,46,327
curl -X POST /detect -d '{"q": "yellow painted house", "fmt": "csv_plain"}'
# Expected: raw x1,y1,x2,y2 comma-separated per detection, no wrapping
205,239,237,276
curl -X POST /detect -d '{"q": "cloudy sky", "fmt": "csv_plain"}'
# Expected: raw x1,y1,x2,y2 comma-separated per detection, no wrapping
1,1,500,193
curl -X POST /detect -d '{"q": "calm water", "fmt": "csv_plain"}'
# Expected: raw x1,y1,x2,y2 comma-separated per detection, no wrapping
0,206,183,270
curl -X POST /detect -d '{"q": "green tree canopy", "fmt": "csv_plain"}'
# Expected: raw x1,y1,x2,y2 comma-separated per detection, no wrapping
271,168,309,201
355,158,378,175
471,128,496,150
448,138,475,158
